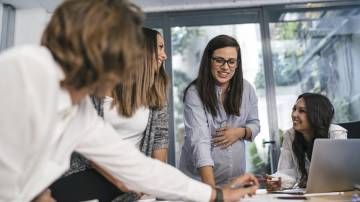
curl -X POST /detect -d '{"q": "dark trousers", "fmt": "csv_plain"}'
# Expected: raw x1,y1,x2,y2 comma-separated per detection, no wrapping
50,168,123,202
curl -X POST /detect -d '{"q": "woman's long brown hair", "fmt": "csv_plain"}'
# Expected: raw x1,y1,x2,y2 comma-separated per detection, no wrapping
112,27,169,117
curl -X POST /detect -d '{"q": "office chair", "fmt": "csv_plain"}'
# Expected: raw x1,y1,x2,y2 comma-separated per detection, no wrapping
338,121,360,139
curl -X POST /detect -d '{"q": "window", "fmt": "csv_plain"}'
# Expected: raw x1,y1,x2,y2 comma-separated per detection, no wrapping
268,6,360,142
0,4,4,48
145,1,360,173
0,4,15,51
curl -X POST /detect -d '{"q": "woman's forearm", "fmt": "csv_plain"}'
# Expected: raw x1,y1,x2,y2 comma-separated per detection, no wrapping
152,148,168,162
199,166,216,188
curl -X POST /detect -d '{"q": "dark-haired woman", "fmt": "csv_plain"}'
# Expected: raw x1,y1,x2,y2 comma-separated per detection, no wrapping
273,93,347,188
179,35,260,187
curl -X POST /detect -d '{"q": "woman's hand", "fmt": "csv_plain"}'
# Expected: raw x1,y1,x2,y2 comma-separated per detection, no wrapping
212,127,244,149
32,189,56,202
221,173,259,201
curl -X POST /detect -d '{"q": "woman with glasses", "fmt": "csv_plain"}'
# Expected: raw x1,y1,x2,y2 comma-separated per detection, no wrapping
179,35,260,187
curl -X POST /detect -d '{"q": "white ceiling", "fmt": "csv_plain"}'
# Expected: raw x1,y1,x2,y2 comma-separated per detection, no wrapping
0,0,330,12
0,0,62,12
132,0,329,12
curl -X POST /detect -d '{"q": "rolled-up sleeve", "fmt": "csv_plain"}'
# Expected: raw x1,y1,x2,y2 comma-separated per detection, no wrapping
245,83,260,141
184,87,214,168
274,130,298,188
277,131,295,172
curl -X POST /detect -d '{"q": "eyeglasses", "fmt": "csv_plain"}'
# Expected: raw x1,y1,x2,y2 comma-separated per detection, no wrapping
211,56,238,69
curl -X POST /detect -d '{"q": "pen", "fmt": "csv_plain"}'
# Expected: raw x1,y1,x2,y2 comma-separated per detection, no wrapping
230,183,254,189
270,191,304,195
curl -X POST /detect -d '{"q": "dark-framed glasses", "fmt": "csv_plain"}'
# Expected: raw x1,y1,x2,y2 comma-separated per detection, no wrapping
211,56,238,69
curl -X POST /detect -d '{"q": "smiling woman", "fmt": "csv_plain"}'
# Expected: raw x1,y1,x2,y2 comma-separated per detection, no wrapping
272,93,348,189
49,27,170,202
210,47,238,90
179,35,260,187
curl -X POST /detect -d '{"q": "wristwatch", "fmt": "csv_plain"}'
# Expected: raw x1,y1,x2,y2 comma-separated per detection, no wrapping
215,188,223,202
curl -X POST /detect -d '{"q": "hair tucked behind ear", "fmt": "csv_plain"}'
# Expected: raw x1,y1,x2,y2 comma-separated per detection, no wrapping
292,93,334,186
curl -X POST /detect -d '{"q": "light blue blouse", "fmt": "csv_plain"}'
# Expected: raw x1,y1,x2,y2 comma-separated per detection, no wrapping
179,80,260,186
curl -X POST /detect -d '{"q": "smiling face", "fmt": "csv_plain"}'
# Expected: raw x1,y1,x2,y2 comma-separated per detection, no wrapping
156,34,167,69
210,47,238,89
292,97,312,135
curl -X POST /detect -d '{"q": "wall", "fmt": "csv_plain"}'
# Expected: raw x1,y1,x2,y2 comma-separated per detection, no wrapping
14,7,51,45
0,4,3,42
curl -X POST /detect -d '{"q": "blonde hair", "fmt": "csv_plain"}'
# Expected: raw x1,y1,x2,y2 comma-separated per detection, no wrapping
112,27,169,117
41,0,144,90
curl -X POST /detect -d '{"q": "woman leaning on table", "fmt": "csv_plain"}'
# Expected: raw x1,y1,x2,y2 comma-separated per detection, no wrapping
50,27,170,202
273,93,347,189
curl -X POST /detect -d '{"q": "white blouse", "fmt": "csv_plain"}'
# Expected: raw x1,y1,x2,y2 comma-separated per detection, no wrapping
274,124,347,188
103,96,149,147
0,45,211,202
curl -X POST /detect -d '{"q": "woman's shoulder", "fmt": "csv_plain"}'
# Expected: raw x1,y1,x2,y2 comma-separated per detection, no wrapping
2,45,52,61
1,45,61,82
184,85,201,103
329,124,348,139
242,79,253,90
242,79,257,95
329,123,347,131
186,84,198,93
283,128,296,142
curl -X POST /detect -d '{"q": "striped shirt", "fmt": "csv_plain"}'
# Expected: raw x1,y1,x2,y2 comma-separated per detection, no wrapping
179,80,260,186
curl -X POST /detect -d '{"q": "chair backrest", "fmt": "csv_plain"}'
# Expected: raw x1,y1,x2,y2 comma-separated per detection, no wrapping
338,121,360,139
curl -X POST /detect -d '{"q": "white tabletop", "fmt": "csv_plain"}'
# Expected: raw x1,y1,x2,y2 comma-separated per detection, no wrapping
243,189,358,202
136,189,360,202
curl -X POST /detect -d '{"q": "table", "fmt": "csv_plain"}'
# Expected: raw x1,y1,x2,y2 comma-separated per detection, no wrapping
137,190,360,202
242,189,360,202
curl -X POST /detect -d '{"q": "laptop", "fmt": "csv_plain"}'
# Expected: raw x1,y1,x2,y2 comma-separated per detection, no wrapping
306,139,360,193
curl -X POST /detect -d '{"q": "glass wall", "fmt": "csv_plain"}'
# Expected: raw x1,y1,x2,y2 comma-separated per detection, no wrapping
268,6,360,142
145,1,360,172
